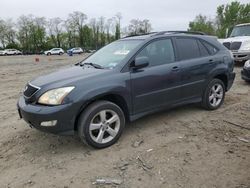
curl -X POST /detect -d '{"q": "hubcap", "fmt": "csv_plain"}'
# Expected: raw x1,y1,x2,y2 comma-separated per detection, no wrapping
209,83,224,107
89,110,120,144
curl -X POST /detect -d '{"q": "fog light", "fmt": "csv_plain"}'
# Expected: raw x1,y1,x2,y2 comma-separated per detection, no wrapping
40,120,57,127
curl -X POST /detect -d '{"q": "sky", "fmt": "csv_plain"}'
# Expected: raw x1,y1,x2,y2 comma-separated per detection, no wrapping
0,0,249,31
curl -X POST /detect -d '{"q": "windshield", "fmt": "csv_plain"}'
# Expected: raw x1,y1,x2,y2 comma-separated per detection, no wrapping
230,25,250,37
81,40,142,69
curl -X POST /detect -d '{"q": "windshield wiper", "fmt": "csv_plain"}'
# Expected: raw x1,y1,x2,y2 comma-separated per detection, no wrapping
81,62,104,69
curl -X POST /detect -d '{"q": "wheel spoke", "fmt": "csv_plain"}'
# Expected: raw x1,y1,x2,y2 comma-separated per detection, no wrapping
90,123,102,131
209,94,214,101
107,127,117,137
212,86,216,93
217,93,223,99
215,85,222,93
96,129,105,143
99,110,106,122
107,114,119,125
212,98,217,106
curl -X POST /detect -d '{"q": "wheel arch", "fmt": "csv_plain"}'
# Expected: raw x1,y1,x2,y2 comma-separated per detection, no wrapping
213,73,228,91
74,93,130,131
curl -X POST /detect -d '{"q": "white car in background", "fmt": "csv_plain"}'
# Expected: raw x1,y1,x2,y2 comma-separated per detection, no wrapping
44,48,64,56
67,47,84,54
0,49,22,55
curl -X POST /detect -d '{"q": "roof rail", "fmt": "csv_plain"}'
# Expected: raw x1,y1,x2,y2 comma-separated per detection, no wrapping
122,32,157,39
153,31,206,36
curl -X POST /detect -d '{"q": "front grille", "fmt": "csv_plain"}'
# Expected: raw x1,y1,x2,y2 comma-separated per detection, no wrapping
223,42,242,50
23,84,39,98
230,42,242,50
223,42,230,49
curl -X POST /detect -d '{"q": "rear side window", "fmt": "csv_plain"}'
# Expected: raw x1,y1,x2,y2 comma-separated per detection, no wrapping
136,39,175,67
176,38,200,60
197,40,210,57
201,41,218,55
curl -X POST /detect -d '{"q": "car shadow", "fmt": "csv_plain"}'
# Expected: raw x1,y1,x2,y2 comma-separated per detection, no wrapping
14,103,202,157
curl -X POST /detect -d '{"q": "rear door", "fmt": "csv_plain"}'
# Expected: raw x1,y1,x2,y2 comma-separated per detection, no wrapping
174,37,218,100
130,38,182,114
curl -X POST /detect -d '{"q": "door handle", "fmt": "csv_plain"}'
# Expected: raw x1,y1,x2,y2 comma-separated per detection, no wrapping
172,66,180,71
209,59,215,63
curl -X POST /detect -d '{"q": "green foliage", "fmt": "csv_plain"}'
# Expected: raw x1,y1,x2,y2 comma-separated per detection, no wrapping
188,15,216,35
189,1,250,38
216,1,250,38
5,43,19,49
115,24,121,40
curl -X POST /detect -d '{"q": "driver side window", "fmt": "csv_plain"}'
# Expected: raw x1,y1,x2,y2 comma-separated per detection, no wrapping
136,39,175,67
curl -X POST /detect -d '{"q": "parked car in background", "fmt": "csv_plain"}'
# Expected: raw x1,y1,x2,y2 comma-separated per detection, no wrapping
67,47,84,55
220,23,250,62
18,31,235,148
44,48,64,56
0,49,22,55
241,60,250,82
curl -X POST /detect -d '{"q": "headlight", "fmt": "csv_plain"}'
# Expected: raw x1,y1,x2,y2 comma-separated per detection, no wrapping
241,42,250,51
38,87,75,105
244,60,250,69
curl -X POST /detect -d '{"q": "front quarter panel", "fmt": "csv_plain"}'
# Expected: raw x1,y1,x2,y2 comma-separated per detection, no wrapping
66,71,132,115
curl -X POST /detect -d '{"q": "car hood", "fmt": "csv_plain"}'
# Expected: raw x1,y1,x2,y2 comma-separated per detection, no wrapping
221,36,250,43
30,65,109,88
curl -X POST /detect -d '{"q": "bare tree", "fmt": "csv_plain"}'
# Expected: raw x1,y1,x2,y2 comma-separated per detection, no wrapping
0,19,7,48
127,19,152,35
67,11,87,47
115,12,122,39
17,15,46,53
105,18,113,43
48,17,64,47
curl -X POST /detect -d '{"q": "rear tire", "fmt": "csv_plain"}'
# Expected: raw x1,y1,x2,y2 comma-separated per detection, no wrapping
59,52,63,55
78,101,125,149
202,79,225,110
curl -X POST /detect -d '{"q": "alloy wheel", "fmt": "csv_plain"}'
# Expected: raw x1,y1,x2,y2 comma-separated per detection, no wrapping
89,110,120,144
209,83,224,107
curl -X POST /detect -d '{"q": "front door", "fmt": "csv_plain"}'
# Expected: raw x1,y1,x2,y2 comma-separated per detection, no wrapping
130,38,182,114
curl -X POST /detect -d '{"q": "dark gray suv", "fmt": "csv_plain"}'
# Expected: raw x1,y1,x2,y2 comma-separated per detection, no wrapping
17,31,235,148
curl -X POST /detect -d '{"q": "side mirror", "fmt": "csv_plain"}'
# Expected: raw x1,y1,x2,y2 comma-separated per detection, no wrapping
133,56,149,70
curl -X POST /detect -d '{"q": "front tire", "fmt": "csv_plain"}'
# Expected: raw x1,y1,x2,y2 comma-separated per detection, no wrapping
78,101,125,149
202,79,225,110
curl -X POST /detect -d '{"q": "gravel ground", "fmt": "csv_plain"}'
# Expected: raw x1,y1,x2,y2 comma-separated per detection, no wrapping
0,55,249,188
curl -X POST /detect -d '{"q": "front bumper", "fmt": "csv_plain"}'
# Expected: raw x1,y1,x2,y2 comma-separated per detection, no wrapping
241,68,250,81
232,51,250,62
17,96,76,135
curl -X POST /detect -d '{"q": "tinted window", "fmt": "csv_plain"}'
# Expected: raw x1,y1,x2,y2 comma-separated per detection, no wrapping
176,38,200,60
137,39,175,67
197,40,210,57
202,41,218,55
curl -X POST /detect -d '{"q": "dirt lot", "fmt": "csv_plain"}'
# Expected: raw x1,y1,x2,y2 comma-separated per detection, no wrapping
0,55,249,188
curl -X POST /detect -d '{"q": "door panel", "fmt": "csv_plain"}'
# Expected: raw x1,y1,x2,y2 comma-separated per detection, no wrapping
179,57,214,99
131,63,181,113
130,38,181,114
174,37,220,100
